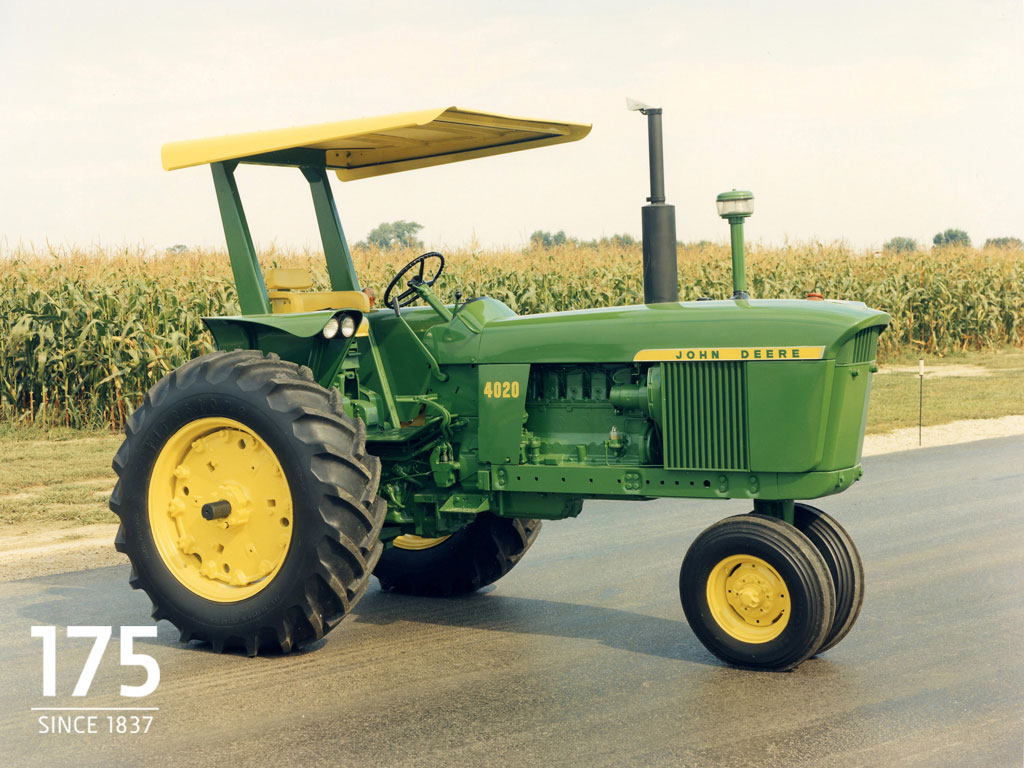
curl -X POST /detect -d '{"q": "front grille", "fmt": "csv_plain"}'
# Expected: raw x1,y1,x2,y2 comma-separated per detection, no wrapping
662,361,749,471
850,328,879,363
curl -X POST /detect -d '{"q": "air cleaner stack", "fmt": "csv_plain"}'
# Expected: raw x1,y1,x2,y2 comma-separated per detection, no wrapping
629,100,678,304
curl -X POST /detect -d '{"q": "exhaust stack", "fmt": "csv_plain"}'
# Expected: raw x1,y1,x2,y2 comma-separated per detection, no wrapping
629,99,678,304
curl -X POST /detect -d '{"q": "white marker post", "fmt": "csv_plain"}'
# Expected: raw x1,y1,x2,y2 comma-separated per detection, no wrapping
919,359,924,446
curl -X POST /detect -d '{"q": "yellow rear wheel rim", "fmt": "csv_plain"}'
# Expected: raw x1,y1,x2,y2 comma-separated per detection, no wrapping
393,534,451,551
147,417,293,602
707,554,791,643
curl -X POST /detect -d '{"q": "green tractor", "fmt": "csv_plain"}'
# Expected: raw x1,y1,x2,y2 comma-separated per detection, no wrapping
111,106,887,671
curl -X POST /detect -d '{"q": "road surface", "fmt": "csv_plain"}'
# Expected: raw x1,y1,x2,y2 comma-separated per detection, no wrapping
1,436,1022,767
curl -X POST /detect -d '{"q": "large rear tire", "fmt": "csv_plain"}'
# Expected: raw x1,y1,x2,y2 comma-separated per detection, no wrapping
110,350,386,655
374,513,541,596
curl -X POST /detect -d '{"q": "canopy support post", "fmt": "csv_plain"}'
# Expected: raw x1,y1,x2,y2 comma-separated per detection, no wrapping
211,161,270,315
301,166,360,292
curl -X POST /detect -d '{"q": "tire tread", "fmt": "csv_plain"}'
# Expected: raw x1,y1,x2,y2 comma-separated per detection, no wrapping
109,350,385,656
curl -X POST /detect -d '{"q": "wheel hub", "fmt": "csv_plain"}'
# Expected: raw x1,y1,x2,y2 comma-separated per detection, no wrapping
707,554,791,643
726,566,779,618
148,417,293,602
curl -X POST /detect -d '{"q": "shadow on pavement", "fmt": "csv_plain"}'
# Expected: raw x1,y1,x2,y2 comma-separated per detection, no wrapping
10,567,715,665
352,586,719,666
7,567,858,680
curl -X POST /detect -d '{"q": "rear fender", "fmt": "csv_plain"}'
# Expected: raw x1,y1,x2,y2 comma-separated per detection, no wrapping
202,310,362,387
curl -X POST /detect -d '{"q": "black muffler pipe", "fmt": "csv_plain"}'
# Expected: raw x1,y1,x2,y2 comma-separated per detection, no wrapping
639,108,678,304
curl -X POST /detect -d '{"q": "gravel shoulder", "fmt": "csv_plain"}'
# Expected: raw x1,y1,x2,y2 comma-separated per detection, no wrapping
2,415,1023,583
861,414,1024,455
0,522,124,582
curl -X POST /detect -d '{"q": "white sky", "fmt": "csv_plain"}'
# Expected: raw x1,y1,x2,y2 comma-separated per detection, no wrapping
0,0,1021,252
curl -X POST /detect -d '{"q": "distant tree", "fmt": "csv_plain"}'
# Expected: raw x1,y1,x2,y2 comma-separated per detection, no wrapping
530,230,553,248
883,236,918,253
932,228,970,248
576,233,638,249
530,229,569,249
984,236,1022,249
358,220,423,250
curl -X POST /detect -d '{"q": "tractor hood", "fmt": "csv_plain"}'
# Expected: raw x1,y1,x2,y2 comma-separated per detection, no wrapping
465,299,889,364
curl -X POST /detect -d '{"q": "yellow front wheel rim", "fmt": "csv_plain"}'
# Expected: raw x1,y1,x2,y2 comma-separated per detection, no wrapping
707,554,791,643
147,417,293,602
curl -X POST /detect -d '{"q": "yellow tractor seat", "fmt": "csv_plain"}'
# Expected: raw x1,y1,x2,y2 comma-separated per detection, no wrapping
264,268,371,314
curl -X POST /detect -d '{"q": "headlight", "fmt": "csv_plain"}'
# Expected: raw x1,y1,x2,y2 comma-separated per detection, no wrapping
322,317,340,339
340,315,357,338
715,189,754,218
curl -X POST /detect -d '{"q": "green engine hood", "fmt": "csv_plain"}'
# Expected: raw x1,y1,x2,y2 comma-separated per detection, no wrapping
465,299,889,364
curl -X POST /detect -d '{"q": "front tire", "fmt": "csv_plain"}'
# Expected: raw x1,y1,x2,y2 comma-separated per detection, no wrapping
792,503,864,655
110,350,386,655
374,513,541,596
679,514,835,671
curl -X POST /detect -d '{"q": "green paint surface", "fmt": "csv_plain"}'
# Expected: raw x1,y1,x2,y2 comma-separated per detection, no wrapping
202,158,889,539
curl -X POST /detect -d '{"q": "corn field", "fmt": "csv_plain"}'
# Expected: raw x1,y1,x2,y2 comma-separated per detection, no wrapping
1,241,1021,429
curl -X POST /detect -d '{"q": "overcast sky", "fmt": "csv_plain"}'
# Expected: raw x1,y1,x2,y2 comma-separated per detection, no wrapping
1,0,1020,253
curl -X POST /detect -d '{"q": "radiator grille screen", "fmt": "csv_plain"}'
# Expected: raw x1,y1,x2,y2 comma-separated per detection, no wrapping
850,328,879,364
662,362,749,471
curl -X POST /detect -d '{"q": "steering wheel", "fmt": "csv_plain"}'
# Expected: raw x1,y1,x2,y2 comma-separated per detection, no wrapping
383,251,446,310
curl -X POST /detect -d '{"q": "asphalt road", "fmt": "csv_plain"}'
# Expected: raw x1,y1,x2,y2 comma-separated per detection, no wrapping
2,436,1022,768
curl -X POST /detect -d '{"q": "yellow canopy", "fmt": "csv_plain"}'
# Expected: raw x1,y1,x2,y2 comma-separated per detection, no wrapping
161,107,591,181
